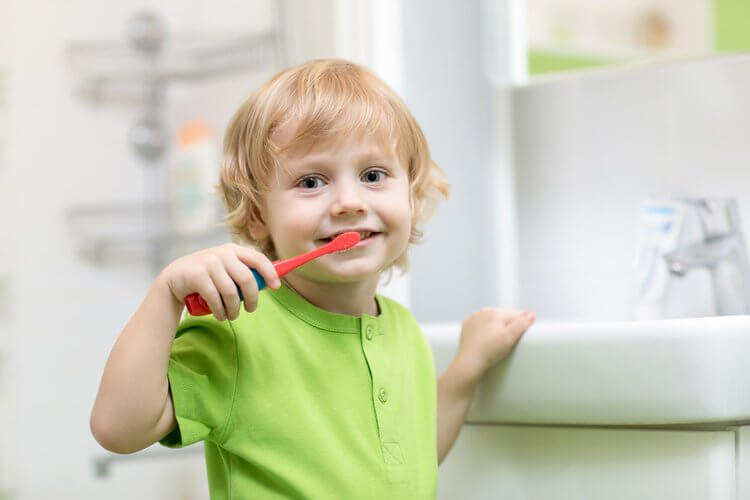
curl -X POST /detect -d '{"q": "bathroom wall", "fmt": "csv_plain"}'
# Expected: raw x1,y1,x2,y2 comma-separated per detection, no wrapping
512,55,750,321
0,0,12,493
402,0,500,323
5,1,278,499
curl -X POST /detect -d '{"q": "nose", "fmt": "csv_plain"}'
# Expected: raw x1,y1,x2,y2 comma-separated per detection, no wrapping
330,179,367,216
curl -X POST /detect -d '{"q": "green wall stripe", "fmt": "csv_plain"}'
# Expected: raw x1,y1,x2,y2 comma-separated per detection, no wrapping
529,50,619,75
715,0,750,51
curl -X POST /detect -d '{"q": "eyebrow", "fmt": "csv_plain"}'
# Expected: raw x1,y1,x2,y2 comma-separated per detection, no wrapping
287,151,395,172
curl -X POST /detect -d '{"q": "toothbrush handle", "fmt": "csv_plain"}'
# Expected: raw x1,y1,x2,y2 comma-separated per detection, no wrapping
248,268,266,294
184,269,266,316
183,232,359,317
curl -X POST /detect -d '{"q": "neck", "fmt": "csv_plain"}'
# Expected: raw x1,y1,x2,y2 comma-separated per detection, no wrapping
282,274,380,316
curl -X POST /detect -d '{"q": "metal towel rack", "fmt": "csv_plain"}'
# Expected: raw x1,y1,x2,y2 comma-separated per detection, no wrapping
66,7,288,272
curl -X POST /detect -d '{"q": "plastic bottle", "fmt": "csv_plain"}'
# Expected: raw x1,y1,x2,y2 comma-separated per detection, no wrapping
168,119,219,235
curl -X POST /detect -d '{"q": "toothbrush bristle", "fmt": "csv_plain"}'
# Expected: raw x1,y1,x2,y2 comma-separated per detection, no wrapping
331,231,361,251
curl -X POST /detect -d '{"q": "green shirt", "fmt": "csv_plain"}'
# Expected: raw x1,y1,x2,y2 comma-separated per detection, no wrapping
160,284,437,499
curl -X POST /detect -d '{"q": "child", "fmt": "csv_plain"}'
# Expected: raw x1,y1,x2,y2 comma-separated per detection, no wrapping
90,59,535,499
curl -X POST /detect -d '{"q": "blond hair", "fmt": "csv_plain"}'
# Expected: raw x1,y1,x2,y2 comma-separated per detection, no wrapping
219,58,449,273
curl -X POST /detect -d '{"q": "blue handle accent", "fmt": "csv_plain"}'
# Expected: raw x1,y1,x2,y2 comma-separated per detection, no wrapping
236,268,267,302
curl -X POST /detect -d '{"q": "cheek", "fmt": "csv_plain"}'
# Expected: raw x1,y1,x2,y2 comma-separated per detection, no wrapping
386,188,413,235
277,210,320,246
264,194,319,244
281,208,317,232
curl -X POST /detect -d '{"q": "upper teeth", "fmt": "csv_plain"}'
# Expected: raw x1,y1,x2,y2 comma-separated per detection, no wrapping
325,231,372,240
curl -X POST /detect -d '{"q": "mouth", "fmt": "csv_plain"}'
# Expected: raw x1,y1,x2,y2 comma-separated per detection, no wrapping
317,230,381,245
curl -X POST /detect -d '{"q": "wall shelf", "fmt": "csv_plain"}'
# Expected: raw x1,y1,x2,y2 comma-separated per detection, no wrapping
65,9,286,271
68,29,280,106
67,201,231,269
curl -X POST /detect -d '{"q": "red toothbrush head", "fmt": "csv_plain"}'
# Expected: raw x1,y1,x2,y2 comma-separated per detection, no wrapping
329,231,361,251
266,231,361,278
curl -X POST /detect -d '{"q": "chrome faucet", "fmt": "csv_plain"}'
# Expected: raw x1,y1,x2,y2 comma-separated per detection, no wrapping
663,199,750,316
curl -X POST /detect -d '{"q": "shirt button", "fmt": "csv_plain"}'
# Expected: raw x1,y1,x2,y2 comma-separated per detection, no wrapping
378,388,388,403
366,325,375,340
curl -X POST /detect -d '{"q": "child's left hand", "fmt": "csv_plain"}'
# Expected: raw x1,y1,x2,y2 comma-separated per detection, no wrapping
454,307,535,385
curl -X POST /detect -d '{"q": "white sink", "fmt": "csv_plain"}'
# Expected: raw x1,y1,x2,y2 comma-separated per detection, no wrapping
424,316,750,426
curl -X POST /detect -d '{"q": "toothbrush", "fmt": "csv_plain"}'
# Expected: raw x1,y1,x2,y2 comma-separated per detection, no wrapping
184,231,361,316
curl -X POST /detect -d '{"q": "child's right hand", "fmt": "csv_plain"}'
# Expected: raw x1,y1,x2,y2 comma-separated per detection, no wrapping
159,243,281,321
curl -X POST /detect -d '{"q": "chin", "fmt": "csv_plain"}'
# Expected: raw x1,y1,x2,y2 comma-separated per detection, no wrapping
333,266,380,281
317,264,383,283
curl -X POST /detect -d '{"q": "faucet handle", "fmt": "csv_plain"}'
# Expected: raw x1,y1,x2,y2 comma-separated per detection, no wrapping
663,235,737,275
688,198,741,238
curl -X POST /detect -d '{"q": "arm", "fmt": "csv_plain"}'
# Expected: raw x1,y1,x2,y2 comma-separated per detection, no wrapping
437,308,535,464
437,357,479,464
89,276,183,454
90,244,279,454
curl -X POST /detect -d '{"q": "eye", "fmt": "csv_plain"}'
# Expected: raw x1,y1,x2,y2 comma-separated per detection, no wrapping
362,169,386,183
297,176,325,190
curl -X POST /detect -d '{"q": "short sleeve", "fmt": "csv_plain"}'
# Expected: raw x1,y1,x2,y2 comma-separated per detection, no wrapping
159,315,238,448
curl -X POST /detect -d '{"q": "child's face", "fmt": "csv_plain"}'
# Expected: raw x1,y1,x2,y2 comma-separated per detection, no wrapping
253,126,412,285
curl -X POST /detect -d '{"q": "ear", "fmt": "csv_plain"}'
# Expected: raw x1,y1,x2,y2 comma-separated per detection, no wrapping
247,208,269,240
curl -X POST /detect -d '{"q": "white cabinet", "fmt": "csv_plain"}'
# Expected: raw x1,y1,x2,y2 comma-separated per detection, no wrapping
439,426,735,500
425,318,750,500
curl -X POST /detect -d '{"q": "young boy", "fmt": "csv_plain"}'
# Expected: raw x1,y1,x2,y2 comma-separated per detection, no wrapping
91,59,535,499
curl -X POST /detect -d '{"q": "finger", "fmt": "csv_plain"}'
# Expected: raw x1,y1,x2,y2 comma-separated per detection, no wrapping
506,312,535,338
472,307,523,325
225,257,260,312
483,308,526,325
237,248,280,290
193,276,227,321
207,258,241,320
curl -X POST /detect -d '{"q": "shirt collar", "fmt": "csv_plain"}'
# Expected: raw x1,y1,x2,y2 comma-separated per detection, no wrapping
267,282,382,334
